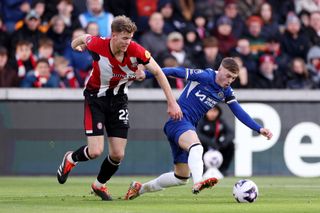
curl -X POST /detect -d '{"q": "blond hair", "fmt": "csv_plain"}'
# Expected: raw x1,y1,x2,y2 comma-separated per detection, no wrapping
111,15,137,33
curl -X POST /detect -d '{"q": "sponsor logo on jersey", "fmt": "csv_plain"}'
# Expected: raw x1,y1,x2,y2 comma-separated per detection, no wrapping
112,73,136,79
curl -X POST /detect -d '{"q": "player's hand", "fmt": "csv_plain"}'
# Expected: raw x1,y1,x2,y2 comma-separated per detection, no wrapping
135,66,146,81
260,128,273,140
74,44,87,52
167,101,183,121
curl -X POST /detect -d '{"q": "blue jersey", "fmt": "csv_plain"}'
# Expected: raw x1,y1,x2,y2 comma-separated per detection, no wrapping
146,66,262,164
145,67,262,133
176,68,235,126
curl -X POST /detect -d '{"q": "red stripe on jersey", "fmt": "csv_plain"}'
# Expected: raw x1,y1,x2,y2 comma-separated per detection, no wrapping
84,100,93,133
85,36,151,94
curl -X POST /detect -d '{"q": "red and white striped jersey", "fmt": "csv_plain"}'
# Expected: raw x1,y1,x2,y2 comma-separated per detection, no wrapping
85,36,151,96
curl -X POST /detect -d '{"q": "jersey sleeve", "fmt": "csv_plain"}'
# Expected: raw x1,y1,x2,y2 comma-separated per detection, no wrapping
85,36,106,55
228,101,262,133
224,87,237,104
185,68,213,84
145,67,187,79
130,42,151,65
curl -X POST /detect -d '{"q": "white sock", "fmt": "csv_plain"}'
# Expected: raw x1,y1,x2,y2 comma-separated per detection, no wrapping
188,144,204,184
139,172,187,195
67,152,75,164
93,179,105,188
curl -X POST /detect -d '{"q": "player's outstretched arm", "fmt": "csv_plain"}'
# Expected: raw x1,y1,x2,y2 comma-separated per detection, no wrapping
145,57,183,120
144,67,186,79
228,101,273,140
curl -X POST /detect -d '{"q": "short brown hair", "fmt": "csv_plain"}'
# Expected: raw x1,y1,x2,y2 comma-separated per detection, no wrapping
111,15,137,33
39,38,54,48
202,36,218,48
221,57,239,74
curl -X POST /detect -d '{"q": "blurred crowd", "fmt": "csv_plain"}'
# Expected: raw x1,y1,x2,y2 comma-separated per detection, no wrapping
1,0,320,89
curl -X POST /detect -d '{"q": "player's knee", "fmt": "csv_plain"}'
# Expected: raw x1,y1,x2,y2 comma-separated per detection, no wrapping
88,148,103,159
109,152,125,162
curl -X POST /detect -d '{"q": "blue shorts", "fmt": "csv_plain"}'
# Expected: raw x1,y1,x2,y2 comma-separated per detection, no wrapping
164,118,196,164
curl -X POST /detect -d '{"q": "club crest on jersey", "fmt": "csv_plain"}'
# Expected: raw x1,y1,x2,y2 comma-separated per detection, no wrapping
218,91,224,98
97,122,103,130
188,68,203,75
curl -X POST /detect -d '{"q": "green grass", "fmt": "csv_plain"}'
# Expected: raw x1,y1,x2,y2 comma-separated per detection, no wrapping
0,176,319,213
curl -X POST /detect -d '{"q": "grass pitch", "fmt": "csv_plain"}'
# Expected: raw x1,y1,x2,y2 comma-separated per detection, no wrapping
0,176,319,213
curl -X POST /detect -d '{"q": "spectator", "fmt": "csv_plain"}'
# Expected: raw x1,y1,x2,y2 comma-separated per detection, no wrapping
258,2,280,40
268,0,295,25
79,0,114,37
264,36,290,74
130,0,159,37
230,38,257,74
37,38,55,71
14,2,48,33
194,0,224,22
20,58,60,88
0,16,10,51
158,31,194,68
170,0,195,31
193,13,210,39
221,0,245,39
54,56,79,88
85,21,100,36
140,12,167,61
304,11,320,46
163,55,185,89
287,57,315,89
237,0,264,19
232,57,249,88
11,9,46,53
281,13,310,60
243,15,267,59
31,0,49,32
249,54,285,89
56,0,82,35
212,15,237,57
298,9,311,31
0,47,19,87
47,15,71,55
307,46,320,88
295,0,320,14
1,0,32,33
196,36,223,70
63,28,92,87
12,40,37,80
183,24,203,60
159,2,178,35
196,105,235,176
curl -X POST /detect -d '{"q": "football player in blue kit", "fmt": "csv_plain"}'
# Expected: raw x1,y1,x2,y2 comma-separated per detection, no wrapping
125,57,273,200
